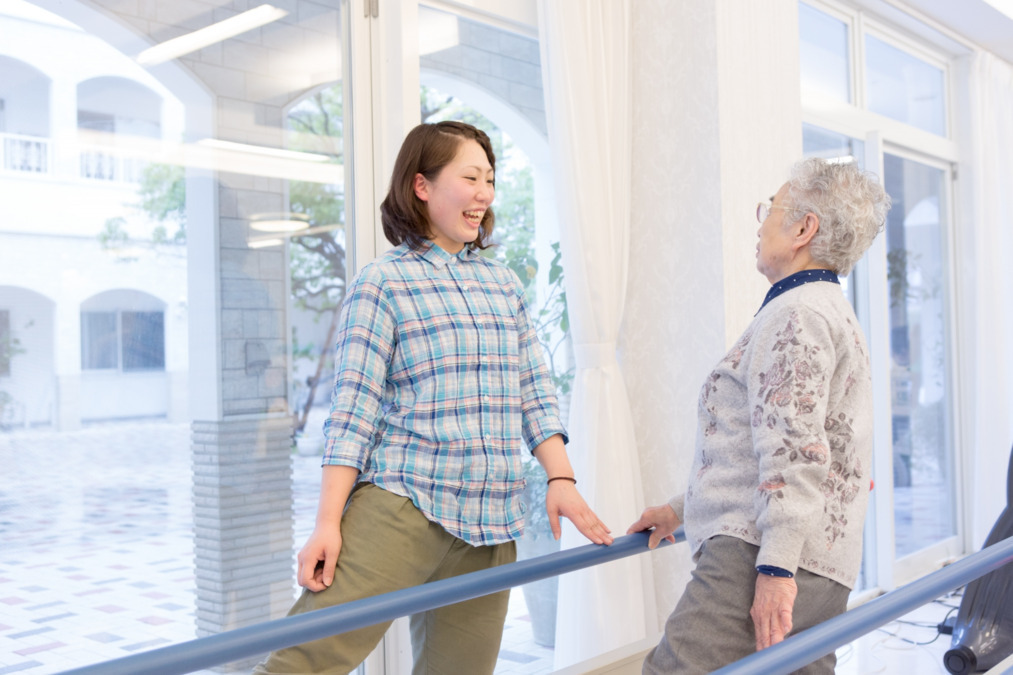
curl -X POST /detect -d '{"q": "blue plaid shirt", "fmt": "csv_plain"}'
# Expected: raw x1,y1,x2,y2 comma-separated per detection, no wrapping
322,242,567,545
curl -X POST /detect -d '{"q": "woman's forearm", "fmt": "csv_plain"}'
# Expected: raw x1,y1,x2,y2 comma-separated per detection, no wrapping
315,464,361,527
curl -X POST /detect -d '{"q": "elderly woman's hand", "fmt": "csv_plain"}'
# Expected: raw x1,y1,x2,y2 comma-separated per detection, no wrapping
626,504,681,549
751,574,798,650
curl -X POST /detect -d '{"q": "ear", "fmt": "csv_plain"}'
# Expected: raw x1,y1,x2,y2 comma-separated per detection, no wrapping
413,173,430,202
792,213,819,252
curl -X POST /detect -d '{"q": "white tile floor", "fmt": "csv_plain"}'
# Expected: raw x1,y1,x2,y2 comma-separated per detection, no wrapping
0,418,1005,674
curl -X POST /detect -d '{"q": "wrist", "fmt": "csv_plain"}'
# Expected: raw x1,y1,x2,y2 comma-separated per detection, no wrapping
547,476,577,486
756,565,794,578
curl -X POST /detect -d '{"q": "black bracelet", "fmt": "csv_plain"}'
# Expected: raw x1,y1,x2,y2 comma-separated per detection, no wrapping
756,565,794,578
547,476,577,485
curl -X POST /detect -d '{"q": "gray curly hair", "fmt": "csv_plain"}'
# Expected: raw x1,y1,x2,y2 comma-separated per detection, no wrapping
782,157,892,276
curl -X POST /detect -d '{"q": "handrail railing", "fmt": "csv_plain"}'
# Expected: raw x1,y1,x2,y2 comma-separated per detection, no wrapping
713,534,1013,675
54,530,1013,675
56,530,683,675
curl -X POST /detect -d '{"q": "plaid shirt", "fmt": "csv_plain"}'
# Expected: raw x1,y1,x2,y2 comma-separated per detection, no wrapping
322,243,567,545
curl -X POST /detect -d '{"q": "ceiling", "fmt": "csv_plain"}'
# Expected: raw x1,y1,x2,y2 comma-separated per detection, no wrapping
885,0,1013,64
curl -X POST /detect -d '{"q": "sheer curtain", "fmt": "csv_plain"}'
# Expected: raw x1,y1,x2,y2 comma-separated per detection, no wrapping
962,51,1013,547
537,0,655,667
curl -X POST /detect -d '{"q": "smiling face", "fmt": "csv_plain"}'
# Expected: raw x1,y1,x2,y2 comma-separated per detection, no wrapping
414,139,495,254
756,183,800,284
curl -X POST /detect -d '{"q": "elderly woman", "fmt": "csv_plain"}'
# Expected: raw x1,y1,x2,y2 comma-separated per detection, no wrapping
629,157,891,674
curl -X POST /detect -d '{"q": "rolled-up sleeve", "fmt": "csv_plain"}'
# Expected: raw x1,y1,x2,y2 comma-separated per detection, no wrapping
322,268,396,470
513,279,568,451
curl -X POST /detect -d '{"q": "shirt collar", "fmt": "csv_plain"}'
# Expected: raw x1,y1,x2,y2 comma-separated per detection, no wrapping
416,242,479,269
757,268,839,314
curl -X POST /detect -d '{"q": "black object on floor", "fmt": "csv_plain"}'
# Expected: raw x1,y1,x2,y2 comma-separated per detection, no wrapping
944,442,1013,674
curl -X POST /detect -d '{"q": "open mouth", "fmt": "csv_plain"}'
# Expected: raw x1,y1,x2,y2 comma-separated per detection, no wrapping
464,210,484,226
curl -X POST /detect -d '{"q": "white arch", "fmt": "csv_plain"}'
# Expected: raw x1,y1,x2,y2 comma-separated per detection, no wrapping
420,69,549,169
419,69,560,319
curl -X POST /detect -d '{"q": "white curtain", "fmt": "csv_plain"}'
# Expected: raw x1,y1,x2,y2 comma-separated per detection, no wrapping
965,51,1013,546
537,0,656,667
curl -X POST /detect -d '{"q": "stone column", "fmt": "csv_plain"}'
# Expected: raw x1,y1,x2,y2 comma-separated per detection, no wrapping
192,415,295,667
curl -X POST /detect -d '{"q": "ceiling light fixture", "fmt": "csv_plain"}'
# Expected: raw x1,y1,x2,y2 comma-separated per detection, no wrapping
137,4,288,66
197,138,330,163
250,213,311,233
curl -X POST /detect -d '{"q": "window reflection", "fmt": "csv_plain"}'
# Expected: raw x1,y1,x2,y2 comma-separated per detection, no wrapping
0,1,347,672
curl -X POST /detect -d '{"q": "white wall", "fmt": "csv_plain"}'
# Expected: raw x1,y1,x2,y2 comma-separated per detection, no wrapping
621,0,801,627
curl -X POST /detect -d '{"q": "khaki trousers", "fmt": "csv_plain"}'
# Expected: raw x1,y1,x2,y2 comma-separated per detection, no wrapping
254,483,516,675
644,535,851,675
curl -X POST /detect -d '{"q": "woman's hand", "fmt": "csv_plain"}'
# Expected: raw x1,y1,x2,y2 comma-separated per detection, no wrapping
546,480,614,545
751,574,797,650
297,524,342,592
626,504,681,549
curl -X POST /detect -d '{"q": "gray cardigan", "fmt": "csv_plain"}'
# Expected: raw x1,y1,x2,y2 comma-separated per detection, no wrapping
669,281,874,588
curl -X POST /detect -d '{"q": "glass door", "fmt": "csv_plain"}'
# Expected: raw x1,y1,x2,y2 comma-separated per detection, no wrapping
0,2,368,673
881,151,959,570
802,124,961,595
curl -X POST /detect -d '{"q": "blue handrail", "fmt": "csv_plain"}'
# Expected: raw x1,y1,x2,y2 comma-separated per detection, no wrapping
712,534,1013,675
56,530,682,675
54,530,1013,675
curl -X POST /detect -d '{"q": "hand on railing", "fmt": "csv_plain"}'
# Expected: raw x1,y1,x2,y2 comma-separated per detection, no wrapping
627,503,682,549
546,479,614,545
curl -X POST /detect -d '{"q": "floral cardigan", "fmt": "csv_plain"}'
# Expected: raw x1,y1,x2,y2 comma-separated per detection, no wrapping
668,281,874,588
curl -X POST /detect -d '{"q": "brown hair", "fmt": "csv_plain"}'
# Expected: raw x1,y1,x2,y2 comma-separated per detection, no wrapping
380,121,497,250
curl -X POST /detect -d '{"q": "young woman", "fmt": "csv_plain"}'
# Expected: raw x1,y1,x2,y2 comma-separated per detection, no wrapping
255,121,611,675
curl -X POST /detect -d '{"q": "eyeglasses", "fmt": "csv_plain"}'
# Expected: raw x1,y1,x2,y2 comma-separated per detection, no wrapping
756,202,793,223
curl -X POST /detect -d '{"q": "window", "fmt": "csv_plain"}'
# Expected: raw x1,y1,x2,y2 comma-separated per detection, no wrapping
865,35,947,136
81,310,165,371
800,1,962,589
799,3,851,103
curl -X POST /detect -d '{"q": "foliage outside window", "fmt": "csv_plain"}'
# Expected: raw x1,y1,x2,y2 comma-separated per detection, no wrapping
286,84,348,435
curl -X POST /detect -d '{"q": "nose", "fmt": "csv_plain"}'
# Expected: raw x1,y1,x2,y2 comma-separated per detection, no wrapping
478,183,493,203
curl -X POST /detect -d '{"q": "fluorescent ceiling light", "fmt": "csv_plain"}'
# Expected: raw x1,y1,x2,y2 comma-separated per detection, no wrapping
197,138,330,163
248,224,342,249
250,213,311,233
248,237,285,249
74,129,343,185
137,4,288,66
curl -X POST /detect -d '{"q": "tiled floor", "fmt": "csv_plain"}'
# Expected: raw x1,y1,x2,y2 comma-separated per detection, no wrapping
0,418,552,675
0,418,1004,674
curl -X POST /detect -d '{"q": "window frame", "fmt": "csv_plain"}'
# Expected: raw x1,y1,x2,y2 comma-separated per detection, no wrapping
800,0,968,592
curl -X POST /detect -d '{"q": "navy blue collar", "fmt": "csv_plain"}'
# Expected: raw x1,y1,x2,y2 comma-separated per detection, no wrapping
757,269,839,314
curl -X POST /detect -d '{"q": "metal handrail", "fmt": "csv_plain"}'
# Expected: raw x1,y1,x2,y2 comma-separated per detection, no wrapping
56,530,683,675
54,530,1013,675
713,534,1013,675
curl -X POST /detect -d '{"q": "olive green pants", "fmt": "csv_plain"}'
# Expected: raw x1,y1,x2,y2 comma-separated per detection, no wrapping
253,483,516,675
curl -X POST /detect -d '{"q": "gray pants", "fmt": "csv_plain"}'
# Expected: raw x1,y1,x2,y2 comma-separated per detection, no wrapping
644,535,850,674
253,483,516,675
